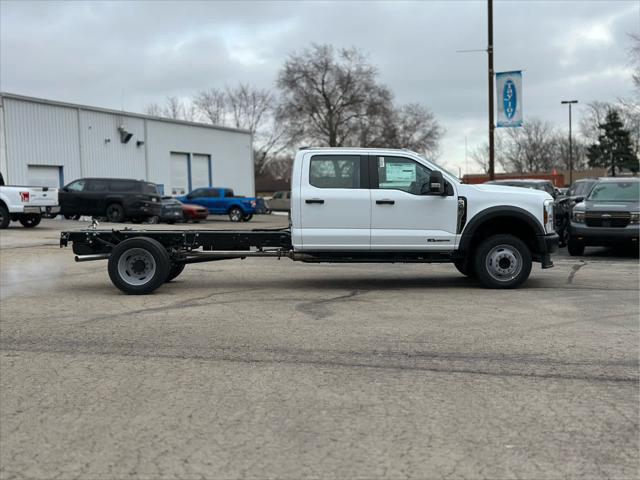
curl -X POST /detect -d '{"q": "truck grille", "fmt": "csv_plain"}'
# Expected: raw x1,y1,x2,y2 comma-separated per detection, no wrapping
584,212,630,228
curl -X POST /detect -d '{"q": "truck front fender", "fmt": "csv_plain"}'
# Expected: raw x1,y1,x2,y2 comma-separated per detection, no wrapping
458,206,545,254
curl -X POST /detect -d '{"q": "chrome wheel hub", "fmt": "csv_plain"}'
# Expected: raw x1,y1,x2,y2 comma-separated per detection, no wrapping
485,244,522,282
117,248,156,286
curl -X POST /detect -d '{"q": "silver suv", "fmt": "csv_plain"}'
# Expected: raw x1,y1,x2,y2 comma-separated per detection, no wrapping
568,177,639,255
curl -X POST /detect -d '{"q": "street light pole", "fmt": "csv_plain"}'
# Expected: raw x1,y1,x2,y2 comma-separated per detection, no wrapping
561,100,578,185
488,0,495,180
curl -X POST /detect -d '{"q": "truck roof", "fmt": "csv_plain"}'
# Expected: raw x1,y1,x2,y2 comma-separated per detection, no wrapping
298,147,420,155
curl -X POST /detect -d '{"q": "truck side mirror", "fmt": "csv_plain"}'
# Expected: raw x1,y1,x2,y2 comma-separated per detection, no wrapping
422,171,445,195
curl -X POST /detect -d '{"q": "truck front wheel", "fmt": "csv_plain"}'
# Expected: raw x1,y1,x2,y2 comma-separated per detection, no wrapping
474,234,532,289
228,207,243,222
19,214,41,228
0,204,9,229
108,237,171,294
454,258,475,277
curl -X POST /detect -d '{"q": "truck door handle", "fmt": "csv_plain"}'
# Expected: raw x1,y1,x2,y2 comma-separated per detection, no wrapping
376,199,395,205
305,199,324,204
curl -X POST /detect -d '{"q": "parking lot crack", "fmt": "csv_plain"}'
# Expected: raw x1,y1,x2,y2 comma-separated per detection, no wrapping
567,261,587,284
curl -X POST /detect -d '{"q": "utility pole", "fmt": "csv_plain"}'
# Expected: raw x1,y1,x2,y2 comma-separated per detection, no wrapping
488,0,495,180
561,100,578,184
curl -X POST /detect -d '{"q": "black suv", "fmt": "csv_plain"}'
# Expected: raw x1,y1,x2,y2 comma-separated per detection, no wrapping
59,178,161,222
568,177,639,255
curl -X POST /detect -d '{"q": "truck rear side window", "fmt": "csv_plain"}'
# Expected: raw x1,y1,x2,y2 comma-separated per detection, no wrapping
309,155,360,189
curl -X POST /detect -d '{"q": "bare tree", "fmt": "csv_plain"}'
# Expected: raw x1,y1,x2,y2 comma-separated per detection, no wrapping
145,102,163,117
277,44,392,147
552,134,588,171
631,33,640,92
145,96,195,121
470,144,490,173
193,88,227,126
499,119,556,173
226,83,273,133
378,103,444,157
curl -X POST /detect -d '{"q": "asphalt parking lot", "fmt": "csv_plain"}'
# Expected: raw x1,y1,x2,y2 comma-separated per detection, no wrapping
1,217,638,479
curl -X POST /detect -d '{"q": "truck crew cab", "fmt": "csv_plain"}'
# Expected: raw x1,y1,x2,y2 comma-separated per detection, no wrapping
61,148,559,294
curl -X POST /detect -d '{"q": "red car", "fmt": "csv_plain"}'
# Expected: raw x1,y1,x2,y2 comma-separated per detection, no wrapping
181,203,208,223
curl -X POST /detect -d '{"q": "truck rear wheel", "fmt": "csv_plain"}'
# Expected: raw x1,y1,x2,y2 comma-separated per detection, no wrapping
19,214,41,228
0,204,9,229
166,263,186,282
474,234,532,289
107,237,170,294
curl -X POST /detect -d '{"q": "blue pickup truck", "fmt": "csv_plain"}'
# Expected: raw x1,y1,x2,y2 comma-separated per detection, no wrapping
177,187,257,222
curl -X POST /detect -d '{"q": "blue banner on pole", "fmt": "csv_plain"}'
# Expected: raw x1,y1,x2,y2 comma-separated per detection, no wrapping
496,70,523,127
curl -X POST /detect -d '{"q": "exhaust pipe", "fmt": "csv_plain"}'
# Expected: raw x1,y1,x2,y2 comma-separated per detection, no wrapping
75,254,110,262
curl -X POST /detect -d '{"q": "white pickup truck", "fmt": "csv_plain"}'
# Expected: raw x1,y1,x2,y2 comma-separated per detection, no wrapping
60,148,559,294
0,172,60,229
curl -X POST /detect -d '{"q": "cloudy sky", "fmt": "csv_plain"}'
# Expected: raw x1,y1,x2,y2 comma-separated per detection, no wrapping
1,0,638,173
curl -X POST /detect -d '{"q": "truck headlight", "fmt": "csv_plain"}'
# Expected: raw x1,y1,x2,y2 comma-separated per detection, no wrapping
630,212,639,224
572,211,585,223
543,199,554,233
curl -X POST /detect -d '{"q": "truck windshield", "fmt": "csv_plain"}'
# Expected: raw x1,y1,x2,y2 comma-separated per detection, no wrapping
420,156,459,182
588,182,639,202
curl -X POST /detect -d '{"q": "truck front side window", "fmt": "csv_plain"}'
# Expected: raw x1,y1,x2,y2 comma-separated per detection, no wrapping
377,157,430,195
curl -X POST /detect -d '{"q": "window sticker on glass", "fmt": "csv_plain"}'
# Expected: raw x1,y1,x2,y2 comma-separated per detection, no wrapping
386,163,416,182
379,157,385,168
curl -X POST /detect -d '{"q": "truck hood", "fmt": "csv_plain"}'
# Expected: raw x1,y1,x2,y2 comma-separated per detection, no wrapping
465,183,552,201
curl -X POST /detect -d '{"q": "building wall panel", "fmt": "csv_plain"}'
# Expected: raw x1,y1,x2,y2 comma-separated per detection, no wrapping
146,121,254,196
3,98,81,185
79,110,146,180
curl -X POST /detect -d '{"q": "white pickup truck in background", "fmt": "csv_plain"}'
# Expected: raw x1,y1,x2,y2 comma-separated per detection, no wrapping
0,172,59,229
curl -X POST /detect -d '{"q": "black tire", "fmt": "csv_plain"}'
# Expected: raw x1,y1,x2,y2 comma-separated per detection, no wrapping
567,238,585,256
241,214,253,222
228,207,243,222
107,237,171,294
454,258,475,277
19,214,41,228
105,203,125,223
166,263,186,282
474,234,532,289
0,204,10,229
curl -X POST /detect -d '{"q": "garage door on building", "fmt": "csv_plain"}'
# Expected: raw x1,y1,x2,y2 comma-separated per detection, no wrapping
191,154,211,189
170,152,189,195
27,165,62,188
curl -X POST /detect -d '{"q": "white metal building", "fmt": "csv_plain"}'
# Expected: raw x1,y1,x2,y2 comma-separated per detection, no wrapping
0,92,254,196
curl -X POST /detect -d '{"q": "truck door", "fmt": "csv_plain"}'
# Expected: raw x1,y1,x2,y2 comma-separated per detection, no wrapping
299,154,370,250
370,155,458,250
